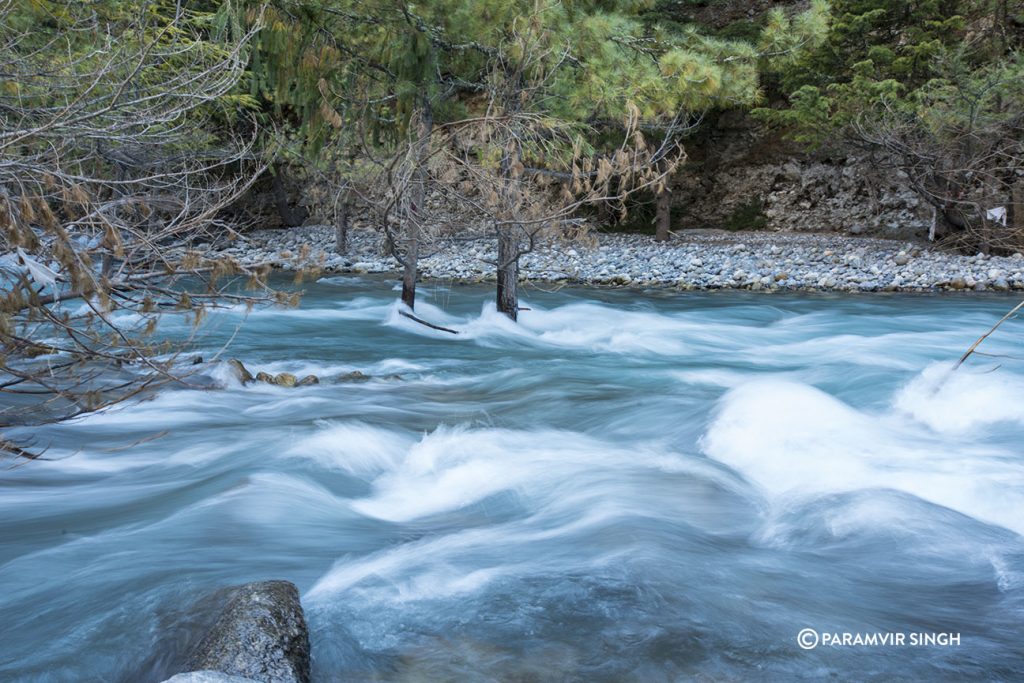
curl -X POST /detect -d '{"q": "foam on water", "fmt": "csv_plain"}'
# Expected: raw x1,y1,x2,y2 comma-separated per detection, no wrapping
702,377,1024,534
386,299,733,355
286,421,412,474
895,361,1024,433
346,425,714,523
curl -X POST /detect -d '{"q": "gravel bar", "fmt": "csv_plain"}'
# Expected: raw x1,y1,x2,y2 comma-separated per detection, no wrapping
204,225,1024,293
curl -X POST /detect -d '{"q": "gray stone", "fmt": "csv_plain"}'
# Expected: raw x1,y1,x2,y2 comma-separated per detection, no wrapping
206,223,1020,295
163,672,261,683
228,359,253,385
187,581,310,683
334,370,370,383
272,373,298,388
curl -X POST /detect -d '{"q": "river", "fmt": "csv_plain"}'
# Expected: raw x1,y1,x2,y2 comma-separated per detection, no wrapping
1,276,1023,681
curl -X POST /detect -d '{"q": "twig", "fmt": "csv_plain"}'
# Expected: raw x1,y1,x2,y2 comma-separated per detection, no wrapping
1,438,51,462
954,299,1024,370
98,430,169,452
398,309,459,334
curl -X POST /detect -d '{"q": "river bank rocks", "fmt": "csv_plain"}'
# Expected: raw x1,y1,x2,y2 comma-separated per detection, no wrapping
204,225,1024,294
179,580,311,683
227,360,319,388
224,360,393,387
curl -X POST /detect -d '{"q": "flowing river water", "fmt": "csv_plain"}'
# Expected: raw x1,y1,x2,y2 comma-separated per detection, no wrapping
2,276,1023,682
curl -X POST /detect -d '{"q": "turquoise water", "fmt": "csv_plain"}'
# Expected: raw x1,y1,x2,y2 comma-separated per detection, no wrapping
2,277,1023,681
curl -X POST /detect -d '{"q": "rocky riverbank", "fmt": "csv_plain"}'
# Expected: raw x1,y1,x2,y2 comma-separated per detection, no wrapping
206,225,1024,293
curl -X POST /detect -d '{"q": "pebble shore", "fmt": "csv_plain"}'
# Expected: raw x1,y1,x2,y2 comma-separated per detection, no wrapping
207,225,1024,293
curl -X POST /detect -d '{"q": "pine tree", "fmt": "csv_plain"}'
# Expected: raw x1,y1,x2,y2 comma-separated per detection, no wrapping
756,0,1024,250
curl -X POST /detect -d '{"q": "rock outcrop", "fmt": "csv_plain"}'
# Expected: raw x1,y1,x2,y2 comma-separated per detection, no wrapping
183,580,311,683
228,359,254,384
163,672,261,683
270,372,297,388
670,111,930,239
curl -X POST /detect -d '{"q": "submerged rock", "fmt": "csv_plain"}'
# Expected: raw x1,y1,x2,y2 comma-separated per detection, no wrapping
186,580,310,683
272,373,297,388
228,359,254,385
334,371,370,383
242,370,320,387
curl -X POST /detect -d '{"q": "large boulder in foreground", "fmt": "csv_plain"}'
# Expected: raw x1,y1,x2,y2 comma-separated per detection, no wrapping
185,580,311,683
163,672,261,683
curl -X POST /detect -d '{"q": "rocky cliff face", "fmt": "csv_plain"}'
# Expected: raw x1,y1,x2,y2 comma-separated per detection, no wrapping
669,111,931,239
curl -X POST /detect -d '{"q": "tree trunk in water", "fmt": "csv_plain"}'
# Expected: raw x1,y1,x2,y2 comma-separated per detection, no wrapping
401,97,433,310
496,229,519,321
655,188,671,242
335,201,348,255
401,249,418,309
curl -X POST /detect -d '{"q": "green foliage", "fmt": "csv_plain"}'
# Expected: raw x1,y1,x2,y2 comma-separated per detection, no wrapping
716,19,764,45
755,0,1024,248
235,2,350,155
753,85,832,144
758,0,831,69
755,0,1021,143
16,0,835,216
